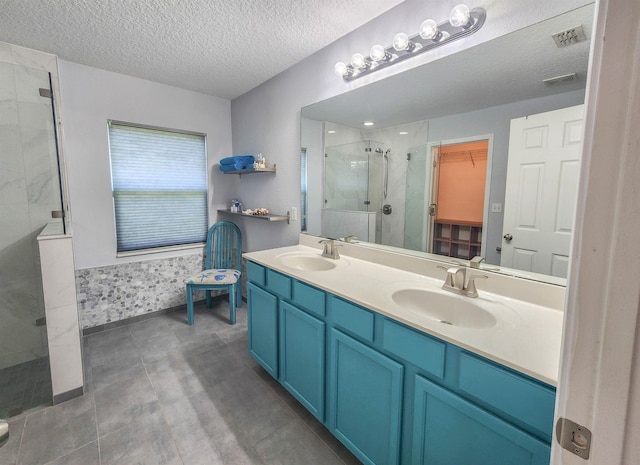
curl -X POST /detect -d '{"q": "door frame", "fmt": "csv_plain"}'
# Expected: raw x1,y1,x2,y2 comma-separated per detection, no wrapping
425,134,494,257
552,0,640,463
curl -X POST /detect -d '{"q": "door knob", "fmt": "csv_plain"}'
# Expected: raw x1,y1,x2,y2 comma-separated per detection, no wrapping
503,233,513,242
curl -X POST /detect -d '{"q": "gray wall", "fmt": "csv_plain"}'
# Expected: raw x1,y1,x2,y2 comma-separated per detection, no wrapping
59,60,233,269
59,61,233,326
230,0,592,252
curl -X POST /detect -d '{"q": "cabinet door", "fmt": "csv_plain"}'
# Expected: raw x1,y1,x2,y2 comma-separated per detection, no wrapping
247,282,278,377
412,375,550,465
329,329,403,465
280,301,325,421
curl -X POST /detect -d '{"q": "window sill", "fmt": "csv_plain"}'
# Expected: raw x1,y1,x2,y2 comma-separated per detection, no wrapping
116,242,206,258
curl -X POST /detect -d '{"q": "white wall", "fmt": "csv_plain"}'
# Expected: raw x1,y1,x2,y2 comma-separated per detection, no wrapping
59,61,233,269
230,0,593,252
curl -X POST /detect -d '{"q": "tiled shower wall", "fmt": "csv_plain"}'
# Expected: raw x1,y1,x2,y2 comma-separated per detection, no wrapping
75,252,247,329
0,44,62,370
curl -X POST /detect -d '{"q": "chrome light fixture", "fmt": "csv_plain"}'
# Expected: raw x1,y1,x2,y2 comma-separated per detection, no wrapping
334,4,486,81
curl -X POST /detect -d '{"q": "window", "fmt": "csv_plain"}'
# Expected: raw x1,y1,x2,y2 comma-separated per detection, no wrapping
301,148,308,231
108,121,208,254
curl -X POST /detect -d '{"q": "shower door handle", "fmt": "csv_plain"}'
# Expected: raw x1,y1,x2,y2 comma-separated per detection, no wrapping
51,210,64,219
428,204,437,216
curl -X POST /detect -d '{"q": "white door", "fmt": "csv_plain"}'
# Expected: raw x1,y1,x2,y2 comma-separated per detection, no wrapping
501,104,584,278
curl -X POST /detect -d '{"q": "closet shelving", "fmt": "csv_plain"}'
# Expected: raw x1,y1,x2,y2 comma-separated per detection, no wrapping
433,219,482,260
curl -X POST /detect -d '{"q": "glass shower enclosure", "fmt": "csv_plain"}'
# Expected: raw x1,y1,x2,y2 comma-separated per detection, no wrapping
0,61,64,417
323,140,385,243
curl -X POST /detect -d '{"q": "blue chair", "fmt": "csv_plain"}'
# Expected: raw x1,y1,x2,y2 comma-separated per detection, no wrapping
184,221,242,325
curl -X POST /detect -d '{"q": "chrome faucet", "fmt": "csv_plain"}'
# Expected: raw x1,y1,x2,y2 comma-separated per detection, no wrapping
319,239,342,259
437,265,488,298
470,256,485,269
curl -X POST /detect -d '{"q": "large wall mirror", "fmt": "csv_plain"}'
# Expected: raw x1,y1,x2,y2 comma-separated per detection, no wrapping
300,4,594,285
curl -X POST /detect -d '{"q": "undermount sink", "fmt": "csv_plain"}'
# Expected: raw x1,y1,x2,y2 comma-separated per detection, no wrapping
391,288,497,329
276,253,339,271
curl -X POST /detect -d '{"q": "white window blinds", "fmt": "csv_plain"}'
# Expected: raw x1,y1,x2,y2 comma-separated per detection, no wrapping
108,122,208,253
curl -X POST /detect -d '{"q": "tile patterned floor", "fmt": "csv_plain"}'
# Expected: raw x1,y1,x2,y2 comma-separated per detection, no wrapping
0,300,361,465
0,357,52,418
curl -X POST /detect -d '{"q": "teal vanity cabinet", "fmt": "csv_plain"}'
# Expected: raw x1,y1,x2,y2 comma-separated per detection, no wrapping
247,282,278,377
246,261,326,420
328,297,404,465
245,260,556,465
279,281,326,420
412,376,550,465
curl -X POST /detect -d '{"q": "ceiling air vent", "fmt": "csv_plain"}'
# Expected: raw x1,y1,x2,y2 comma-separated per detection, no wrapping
552,25,587,48
543,73,578,87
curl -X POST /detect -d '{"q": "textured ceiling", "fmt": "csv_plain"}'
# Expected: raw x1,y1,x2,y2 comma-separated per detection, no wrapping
0,0,405,99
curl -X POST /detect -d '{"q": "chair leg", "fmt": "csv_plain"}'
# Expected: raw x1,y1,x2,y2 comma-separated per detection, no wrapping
229,284,237,325
186,284,195,325
205,290,212,308
236,279,243,308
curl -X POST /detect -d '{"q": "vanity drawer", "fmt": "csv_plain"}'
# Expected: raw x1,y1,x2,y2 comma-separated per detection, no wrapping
293,280,325,318
381,319,445,379
266,269,292,299
458,352,555,439
246,261,265,286
330,296,374,342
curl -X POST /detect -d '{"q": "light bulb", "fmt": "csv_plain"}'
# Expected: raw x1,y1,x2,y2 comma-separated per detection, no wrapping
351,53,367,69
419,19,440,40
392,32,410,51
449,4,472,28
370,44,388,62
334,61,348,76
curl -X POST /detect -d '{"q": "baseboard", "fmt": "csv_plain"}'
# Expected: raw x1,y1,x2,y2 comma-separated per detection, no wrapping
53,386,84,405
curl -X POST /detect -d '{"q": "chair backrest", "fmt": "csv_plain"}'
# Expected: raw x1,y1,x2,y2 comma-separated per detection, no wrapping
205,221,242,271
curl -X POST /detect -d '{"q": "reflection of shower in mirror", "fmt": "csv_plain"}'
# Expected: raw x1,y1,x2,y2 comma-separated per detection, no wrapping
383,149,391,200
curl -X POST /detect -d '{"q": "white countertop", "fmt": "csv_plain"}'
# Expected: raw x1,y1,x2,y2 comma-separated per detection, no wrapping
244,243,564,386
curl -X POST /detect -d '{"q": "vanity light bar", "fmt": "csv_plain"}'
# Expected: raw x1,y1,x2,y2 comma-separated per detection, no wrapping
335,5,486,82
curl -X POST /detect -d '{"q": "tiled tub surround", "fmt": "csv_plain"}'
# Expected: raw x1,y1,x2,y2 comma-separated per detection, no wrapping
245,234,565,386
76,251,247,330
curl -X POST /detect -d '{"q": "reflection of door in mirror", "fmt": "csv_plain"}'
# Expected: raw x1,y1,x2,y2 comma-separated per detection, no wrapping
431,140,489,260
501,104,584,278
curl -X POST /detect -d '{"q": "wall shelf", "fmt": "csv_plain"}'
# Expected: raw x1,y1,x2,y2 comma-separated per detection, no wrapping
218,209,289,224
221,164,277,176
